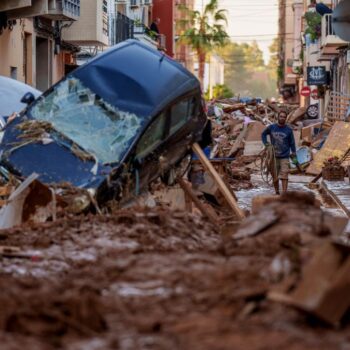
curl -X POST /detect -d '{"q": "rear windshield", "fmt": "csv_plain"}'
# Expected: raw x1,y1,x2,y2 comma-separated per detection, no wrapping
29,76,142,164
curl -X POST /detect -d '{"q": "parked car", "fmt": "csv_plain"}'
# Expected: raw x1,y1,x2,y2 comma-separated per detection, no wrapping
0,76,41,118
0,39,208,205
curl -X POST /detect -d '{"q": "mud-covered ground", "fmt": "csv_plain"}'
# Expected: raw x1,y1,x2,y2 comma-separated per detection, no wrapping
1,196,350,350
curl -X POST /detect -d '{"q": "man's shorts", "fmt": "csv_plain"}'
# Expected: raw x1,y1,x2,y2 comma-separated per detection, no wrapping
275,158,290,180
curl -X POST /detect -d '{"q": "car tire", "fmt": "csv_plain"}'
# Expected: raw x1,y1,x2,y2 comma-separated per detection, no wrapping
306,104,319,119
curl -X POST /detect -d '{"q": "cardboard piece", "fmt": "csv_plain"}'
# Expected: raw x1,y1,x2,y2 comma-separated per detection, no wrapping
245,122,266,142
307,121,350,175
243,141,264,156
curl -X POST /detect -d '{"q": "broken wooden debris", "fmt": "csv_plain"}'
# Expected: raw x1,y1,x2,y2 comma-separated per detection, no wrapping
232,210,279,240
192,143,245,220
177,177,219,225
268,241,350,327
307,121,350,175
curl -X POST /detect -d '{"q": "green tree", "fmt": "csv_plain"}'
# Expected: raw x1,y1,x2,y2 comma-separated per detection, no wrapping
211,84,234,99
217,42,265,95
177,0,229,86
216,40,277,99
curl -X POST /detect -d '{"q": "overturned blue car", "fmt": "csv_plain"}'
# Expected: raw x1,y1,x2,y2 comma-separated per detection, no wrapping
0,39,208,205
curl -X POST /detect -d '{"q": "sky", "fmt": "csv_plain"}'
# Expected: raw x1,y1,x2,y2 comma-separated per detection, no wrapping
194,0,279,63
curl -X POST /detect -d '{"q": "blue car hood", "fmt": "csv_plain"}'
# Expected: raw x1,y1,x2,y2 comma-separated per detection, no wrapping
0,117,111,188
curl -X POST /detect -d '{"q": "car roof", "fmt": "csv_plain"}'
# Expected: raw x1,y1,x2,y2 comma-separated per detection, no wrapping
72,39,200,119
0,76,41,116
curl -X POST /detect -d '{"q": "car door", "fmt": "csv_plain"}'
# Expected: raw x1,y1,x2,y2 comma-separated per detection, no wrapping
131,110,168,193
123,95,201,198
161,94,200,167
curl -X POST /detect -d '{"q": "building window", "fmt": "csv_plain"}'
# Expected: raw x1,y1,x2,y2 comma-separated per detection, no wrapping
10,67,17,80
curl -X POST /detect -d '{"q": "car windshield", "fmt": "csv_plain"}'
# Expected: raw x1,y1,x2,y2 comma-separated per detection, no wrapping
29,76,142,164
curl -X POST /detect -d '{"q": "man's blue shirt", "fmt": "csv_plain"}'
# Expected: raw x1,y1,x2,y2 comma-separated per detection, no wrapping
262,124,296,159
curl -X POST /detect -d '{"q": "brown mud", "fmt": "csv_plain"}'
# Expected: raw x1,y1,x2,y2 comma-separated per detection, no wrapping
0,200,350,350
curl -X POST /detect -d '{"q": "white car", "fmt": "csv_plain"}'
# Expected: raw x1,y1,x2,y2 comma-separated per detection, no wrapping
0,76,41,121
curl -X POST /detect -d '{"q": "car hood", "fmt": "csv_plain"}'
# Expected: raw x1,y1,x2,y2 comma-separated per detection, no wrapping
0,76,41,116
0,117,112,189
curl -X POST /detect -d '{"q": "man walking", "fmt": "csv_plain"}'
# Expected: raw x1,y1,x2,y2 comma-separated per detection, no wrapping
262,111,296,194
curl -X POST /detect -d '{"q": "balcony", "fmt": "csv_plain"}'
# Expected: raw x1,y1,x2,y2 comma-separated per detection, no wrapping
62,0,108,47
110,12,134,45
133,23,159,49
44,0,80,20
4,0,80,21
320,13,347,56
0,0,31,12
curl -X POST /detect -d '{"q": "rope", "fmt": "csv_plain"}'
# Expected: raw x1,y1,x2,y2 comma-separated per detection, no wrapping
257,144,278,185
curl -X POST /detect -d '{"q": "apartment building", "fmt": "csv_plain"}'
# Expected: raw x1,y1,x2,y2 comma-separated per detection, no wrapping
61,0,109,66
0,0,80,90
300,0,349,120
278,0,350,118
278,0,301,103
174,0,195,72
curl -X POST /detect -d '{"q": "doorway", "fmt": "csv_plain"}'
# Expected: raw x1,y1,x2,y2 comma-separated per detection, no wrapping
36,36,52,91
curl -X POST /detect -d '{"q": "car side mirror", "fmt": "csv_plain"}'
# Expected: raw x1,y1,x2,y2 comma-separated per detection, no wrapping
20,92,36,105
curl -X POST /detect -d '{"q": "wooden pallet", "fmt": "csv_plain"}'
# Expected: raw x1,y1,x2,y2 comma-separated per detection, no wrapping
326,92,350,122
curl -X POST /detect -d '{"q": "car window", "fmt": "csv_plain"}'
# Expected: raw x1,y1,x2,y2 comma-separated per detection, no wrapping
136,112,166,158
170,98,190,134
29,76,142,164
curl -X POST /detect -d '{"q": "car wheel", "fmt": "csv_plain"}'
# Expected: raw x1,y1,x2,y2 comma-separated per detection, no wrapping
306,104,319,119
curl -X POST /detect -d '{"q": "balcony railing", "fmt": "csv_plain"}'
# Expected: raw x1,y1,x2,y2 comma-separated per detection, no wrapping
110,13,166,50
321,13,347,48
111,12,134,45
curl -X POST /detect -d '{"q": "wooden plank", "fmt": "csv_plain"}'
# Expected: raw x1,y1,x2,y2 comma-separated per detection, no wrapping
177,177,219,225
228,123,248,157
326,106,348,112
192,143,245,220
307,121,350,175
321,180,350,217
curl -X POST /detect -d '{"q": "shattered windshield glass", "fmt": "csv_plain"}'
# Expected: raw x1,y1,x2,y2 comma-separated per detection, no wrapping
29,77,142,164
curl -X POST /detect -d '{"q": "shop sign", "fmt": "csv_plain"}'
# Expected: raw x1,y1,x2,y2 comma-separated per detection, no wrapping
307,66,328,85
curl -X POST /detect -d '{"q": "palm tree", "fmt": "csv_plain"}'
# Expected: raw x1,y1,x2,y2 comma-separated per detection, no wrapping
177,0,229,87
